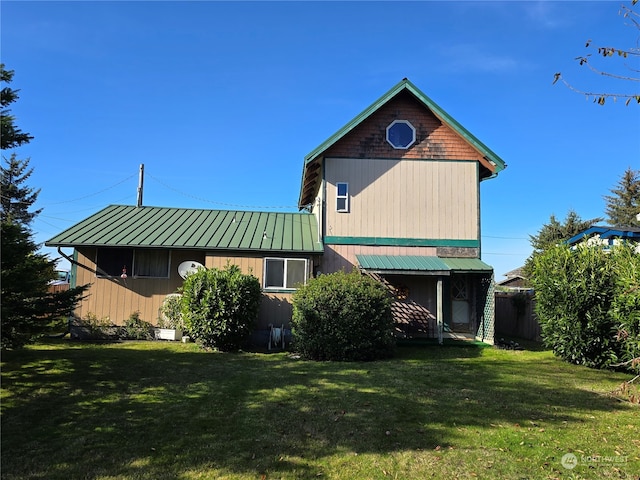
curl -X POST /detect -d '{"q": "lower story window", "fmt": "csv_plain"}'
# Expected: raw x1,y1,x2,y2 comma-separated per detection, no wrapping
96,248,170,278
264,258,307,289
134,249,170,277
96,248,133,277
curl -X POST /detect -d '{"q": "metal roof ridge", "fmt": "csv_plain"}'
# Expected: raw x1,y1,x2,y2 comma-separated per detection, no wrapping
95,204,315,216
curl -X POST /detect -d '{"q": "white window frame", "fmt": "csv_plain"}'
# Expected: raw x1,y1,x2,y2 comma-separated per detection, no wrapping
263,257,308,290
386,119,416,149
336,182,349,213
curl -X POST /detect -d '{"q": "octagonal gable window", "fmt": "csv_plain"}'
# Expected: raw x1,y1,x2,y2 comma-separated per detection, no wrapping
386,120,416,149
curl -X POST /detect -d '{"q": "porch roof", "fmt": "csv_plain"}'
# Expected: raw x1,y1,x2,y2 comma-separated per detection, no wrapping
356,254,493,276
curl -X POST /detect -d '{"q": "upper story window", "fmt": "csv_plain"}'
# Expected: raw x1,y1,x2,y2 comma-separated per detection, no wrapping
336,182,349,212
264,258,307,290
386,120,416,149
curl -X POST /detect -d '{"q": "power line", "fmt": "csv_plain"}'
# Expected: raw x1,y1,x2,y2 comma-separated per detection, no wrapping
45,195,135,216
40,173,137,206
482,234,529,240
147,173,300,210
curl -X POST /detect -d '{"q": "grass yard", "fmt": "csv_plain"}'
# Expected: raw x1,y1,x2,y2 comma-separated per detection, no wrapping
1,340,638,480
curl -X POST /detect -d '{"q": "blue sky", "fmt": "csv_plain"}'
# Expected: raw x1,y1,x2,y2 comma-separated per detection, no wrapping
2,1,639,279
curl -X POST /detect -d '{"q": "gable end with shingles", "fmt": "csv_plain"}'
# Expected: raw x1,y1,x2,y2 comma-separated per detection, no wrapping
298,78,506,209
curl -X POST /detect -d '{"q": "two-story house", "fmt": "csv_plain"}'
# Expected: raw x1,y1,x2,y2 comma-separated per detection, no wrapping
46,79,505,344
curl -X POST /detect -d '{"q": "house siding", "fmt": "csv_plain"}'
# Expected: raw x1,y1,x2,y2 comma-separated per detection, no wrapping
73,248,311,330
310,88,491,339
324,157,479,240
322,90,486,162
205,253,297,329
320,245,439,273
73,247,202,324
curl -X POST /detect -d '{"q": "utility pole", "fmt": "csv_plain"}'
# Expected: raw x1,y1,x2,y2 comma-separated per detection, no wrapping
137,164,144,207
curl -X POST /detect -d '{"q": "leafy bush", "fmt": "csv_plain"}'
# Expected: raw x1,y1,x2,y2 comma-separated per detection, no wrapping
74,312,114,340
291,270,395,361
158,294,184,330
532,243,640,371
181,264,261,351
121,311,154,340
609,245,640,372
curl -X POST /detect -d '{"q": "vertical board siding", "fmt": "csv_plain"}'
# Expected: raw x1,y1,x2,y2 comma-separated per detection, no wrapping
495,292,540,341
320,244,439,274
386,275,438,338
324,158,478,240
205,254,303,329
205,254,266,287
259,293,294,330
74,250,299,329
74,248,204,325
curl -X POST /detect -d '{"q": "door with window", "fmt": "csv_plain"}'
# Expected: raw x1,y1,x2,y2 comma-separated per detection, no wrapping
451,276,471,332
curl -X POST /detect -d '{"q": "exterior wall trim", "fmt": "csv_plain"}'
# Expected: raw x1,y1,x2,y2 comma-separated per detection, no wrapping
324,236,479,248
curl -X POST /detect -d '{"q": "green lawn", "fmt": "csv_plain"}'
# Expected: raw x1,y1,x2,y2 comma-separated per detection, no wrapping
1,340,638,480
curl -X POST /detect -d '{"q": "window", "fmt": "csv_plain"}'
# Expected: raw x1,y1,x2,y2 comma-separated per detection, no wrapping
452,277,468,300
96,248,170,278
336,182,349,212
96,248,133,277
134,249,170,278
264,258,307,289
386,120,416,149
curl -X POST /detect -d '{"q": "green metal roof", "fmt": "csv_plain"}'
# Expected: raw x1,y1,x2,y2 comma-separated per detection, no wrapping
298,78,507,207
356,254,492,275
440,257,494,273
46,205,324,254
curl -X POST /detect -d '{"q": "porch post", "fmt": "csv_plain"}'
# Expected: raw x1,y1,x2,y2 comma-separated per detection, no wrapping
437,277,443,345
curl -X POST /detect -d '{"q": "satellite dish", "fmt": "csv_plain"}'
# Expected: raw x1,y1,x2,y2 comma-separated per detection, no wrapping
178,261,205,279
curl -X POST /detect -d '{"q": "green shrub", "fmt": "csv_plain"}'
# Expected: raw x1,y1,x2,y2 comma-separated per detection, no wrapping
158,294,184,330
609,245,640,373
76,312,114,340
532,243,640,371
121,311,154,340
291,270,395,361
181,264,261,351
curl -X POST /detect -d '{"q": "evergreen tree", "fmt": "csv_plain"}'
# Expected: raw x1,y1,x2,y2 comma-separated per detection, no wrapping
1,66,87,348
1,222,82,348
524,210,602,282
1,155,42,226
604,167,640,227
529,210,601,255
1,64,33,149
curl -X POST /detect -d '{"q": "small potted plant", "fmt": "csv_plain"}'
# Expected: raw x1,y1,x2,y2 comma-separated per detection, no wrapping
157,293,184,341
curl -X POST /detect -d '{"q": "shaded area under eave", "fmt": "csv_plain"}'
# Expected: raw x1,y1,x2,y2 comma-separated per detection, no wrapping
356,254,493,276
